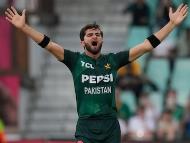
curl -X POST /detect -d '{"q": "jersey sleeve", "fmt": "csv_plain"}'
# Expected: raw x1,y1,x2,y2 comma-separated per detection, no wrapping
113,50,130,69
60,49,79,71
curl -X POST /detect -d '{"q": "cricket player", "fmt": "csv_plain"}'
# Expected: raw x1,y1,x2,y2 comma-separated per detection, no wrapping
5,3,188,143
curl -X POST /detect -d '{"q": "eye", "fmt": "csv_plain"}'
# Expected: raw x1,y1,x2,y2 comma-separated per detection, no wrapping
87,33,93,37
96,33,101,37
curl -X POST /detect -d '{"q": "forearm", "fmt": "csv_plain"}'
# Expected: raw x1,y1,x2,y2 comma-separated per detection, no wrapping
143,21,176,51
154,21,176,41
20,24,64,60
20,24,45,44
129,22,175,61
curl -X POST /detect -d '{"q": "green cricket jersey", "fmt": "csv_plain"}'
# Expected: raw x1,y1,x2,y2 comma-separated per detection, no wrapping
62,49,130,119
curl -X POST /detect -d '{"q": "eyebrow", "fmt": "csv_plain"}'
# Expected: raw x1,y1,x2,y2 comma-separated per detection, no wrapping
86,32,101,35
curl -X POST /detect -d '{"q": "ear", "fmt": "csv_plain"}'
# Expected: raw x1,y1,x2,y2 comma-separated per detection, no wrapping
80,41,85,47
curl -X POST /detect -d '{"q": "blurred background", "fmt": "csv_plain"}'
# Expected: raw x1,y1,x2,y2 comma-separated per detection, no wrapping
0,0,190,143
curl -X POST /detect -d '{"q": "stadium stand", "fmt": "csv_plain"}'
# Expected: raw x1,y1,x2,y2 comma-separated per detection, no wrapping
146,58,170,92
171,58,190,106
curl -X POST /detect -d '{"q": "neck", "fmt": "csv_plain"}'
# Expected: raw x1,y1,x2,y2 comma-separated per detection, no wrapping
84,50,101,59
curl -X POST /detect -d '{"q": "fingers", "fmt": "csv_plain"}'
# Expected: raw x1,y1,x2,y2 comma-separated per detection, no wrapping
169,7,173,15
178,4,188,13
181,5,188,16
7,8,15,16
22,9,26,16
5,6,16,19
183,12,188,18
5,6,18,17
5,17,12,23
180,4,188,12
5,11,13,20
11,6,18,15
180,4,188,20
5,6,19,22
177,4,184,12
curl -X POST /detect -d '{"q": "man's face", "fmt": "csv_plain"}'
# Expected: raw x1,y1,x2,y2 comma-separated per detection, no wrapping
81,28,103,55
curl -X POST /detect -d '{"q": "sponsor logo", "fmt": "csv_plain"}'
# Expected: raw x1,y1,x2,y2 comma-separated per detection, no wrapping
82,74,113,83
81,61,94,69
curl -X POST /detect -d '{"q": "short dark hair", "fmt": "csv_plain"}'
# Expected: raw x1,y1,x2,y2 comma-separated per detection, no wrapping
79,23,103,41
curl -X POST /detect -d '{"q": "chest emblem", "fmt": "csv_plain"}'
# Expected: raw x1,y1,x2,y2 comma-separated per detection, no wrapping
104,63,111,70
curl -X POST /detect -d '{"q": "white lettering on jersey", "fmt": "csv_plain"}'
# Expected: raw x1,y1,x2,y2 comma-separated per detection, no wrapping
84,86,112,94
81,61,94,69
82,74,113,83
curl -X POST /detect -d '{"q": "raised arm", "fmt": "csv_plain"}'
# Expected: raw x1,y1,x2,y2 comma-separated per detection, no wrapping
129,4,188,62
5,6,65,61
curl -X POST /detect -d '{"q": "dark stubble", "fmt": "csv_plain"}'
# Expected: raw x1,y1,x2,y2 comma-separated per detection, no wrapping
84,42,102,55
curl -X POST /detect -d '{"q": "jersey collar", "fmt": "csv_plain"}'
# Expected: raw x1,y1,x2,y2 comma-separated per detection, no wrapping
82,52,103,61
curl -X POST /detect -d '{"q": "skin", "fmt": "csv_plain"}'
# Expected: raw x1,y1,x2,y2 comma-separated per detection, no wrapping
80,28,103,59
4,4,188,62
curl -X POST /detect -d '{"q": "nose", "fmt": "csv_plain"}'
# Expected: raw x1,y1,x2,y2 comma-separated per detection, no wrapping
92,34,98,39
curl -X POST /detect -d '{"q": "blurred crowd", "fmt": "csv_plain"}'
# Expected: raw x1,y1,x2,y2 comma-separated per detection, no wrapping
116,82,190,142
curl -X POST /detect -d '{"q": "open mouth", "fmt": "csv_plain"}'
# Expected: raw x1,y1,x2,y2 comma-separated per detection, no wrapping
91,41,98,46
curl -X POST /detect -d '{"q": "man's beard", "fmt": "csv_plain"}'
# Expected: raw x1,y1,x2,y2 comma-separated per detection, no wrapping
84,42,102,55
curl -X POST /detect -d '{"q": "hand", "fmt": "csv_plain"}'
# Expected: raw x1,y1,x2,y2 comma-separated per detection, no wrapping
5,6,26,29
169,4,188,26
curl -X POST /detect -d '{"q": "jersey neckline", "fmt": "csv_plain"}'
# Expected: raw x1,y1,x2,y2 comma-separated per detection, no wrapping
82,52,103,61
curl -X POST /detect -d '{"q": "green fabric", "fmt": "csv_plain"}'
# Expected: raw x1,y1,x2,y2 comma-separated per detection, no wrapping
173,105,185,121
62,49,130,119
75,118,120,143
0,119,4,131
